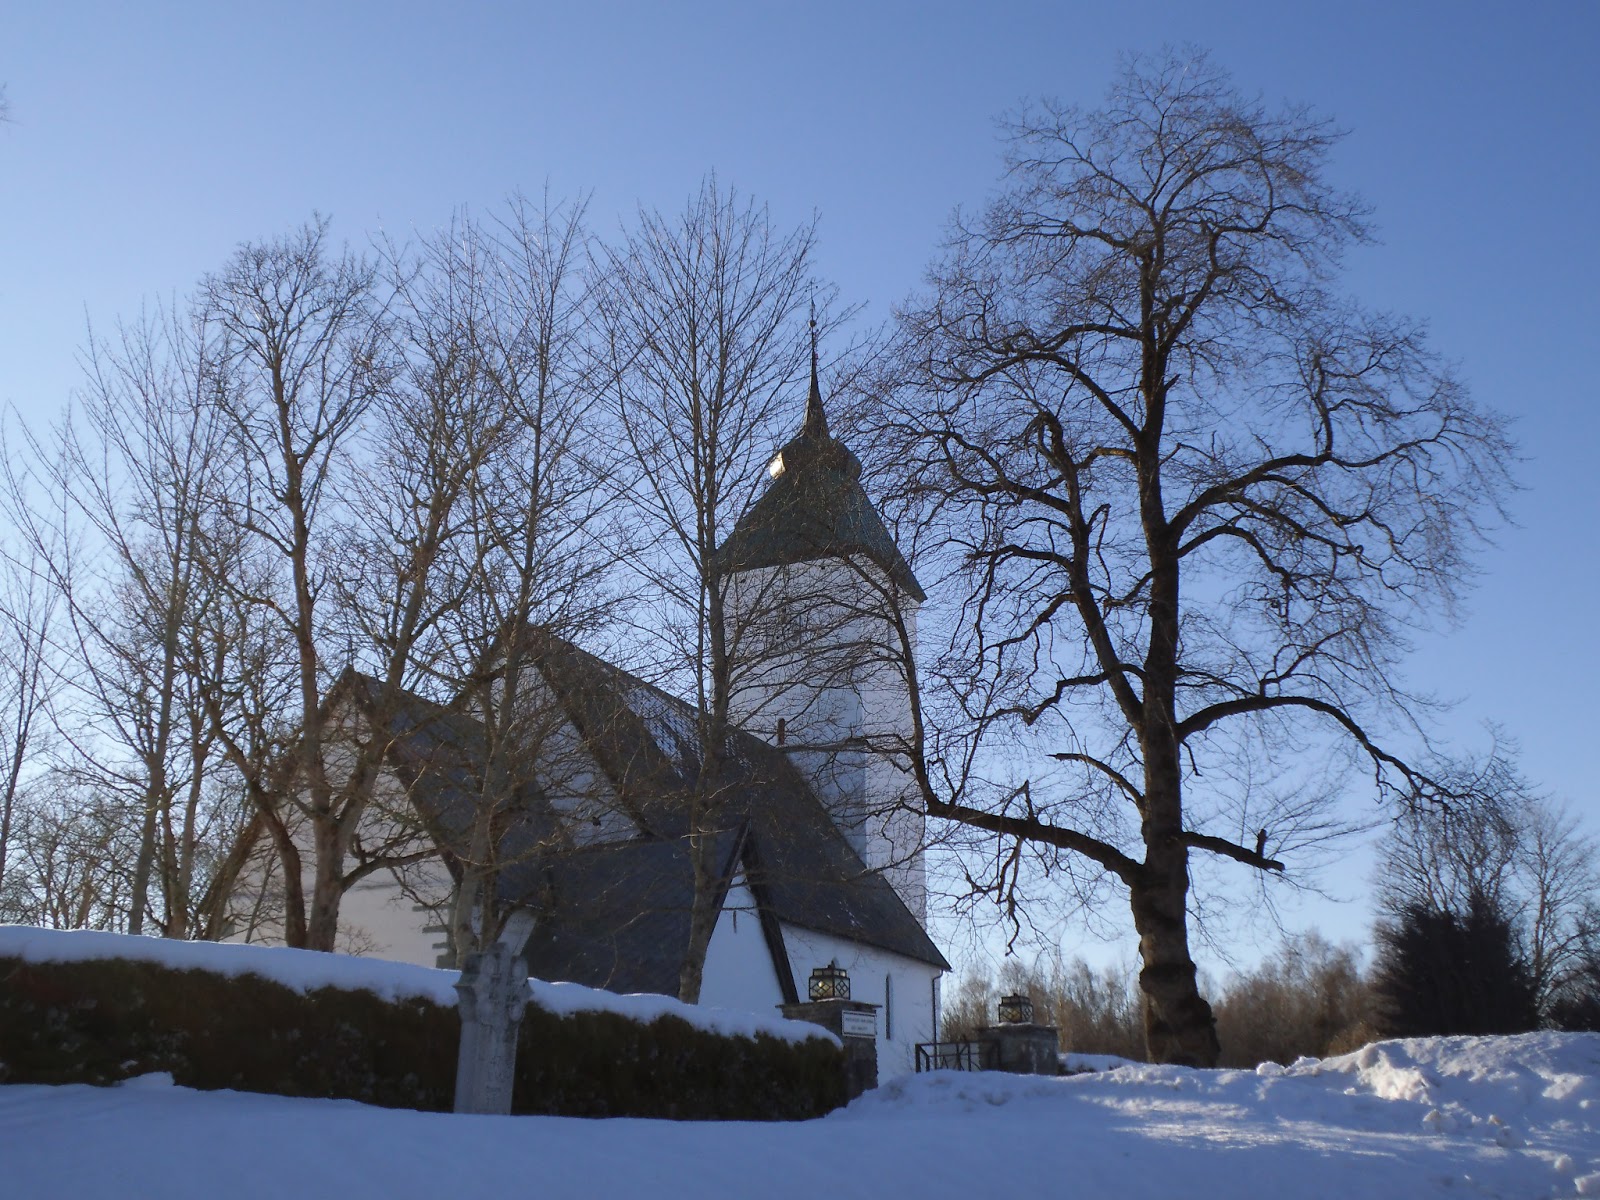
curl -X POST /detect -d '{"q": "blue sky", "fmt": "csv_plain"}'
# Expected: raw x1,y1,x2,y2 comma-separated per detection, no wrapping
2,1,1596,966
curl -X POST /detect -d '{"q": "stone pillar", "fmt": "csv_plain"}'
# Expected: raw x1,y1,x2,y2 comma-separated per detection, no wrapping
778,998,881,1098
980,1023,1061,1075
453,910,537,1115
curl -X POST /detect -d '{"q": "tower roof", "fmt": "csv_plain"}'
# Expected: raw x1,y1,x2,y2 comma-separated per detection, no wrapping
717,350,924,601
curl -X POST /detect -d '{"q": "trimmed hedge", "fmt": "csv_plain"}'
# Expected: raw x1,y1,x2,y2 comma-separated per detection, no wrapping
0,956,846,1120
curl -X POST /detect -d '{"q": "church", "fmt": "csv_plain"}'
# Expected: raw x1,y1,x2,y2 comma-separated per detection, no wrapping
239,360,949,1076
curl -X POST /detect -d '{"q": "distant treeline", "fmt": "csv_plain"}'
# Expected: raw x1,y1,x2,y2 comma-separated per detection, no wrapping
945,924,1600,1069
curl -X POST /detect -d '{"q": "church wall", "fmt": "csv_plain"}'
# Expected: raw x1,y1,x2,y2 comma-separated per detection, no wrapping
698,875,785,1015
333,852,456,966
726,558,927,922
779,922,941,1077
225,758,454,966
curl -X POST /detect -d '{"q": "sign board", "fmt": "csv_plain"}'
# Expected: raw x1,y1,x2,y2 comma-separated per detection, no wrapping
841,1010,877,1039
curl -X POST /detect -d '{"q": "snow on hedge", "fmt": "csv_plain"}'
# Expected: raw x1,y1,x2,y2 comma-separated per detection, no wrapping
0,925,835,1046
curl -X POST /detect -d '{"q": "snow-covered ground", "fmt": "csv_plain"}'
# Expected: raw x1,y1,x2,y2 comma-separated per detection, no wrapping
4,1033,1594,1199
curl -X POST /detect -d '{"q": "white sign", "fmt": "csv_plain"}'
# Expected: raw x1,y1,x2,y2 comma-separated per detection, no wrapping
841,1010,877,1039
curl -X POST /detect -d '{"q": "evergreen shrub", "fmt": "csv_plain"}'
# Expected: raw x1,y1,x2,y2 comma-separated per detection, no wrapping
1370,895,1540,1038
0,955,845,1120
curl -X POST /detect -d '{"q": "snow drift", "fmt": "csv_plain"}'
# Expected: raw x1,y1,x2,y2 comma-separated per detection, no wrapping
3,1031,1595,1199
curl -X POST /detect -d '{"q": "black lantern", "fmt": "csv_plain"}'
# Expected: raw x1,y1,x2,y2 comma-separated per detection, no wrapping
998,993,1034,1024
808,961,851,1001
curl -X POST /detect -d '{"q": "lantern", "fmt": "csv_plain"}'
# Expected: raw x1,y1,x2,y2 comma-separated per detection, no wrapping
808,961,851,1001
998,993,1034,1024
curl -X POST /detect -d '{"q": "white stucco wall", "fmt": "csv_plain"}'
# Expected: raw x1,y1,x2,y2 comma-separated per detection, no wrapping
698,875,785,1015
726,558,927,922
703,881,948,1077
334,853,455,966
226,762,456,966
780,923,941,1077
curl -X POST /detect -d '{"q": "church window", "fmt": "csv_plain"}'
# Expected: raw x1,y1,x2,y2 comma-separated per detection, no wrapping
885,973,893,1040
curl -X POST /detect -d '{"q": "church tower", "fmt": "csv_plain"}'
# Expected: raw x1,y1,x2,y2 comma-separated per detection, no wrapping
718,340,927,922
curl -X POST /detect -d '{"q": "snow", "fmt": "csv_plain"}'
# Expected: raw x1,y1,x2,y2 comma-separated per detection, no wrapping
0,925,835,1046
3,1032,1595,1199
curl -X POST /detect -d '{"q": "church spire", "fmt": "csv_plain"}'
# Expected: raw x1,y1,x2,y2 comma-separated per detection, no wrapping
803,303,828,437
718,298,925,602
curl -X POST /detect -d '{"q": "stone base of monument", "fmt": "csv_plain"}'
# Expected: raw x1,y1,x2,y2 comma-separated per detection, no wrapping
778,998,880,1099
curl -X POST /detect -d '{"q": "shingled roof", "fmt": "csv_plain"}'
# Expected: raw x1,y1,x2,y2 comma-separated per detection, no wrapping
366,633,948,996
716,355,924,601
512,633,948,990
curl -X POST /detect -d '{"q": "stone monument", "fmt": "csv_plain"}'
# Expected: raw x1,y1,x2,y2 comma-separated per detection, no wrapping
452,909,537,1115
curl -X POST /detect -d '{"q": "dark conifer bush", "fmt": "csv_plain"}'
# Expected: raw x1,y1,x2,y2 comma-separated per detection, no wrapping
1370,893,1539,1037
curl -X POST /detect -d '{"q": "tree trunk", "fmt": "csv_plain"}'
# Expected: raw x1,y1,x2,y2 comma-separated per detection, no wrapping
449,804,496,967
127,800,160,935
259,804,308,948
1128,848,1220,1067
305,815,344,952
678,569,732,1006
677,827,721,1004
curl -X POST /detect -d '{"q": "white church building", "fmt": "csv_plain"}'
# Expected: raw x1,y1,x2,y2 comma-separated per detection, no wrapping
243,361,948,1075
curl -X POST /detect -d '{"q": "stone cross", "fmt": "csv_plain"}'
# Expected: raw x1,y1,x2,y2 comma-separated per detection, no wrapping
452,909,538,1115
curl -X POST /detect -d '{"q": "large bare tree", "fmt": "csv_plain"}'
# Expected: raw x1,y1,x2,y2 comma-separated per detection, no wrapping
877,51,1514,1065
1,206,615,954
409,195,620,963
593,179,824,1002
191,218,397,951
207,205,612,956
21,307,253,938
198,216,521,953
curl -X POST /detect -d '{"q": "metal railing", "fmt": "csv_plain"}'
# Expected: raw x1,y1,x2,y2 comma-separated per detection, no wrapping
914,1039,999,1073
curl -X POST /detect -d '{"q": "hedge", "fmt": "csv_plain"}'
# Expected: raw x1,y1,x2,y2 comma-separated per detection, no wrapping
0,955,846,1121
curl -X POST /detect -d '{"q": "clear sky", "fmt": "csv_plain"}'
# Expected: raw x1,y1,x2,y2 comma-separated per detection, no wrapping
2,1,1596,970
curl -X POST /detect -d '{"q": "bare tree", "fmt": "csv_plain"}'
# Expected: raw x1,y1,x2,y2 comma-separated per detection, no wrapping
194,217,411,951
0,770,137,930
875,50,1514,1065
401,195,620,963
593,178,824,1002
1212,931,1369,1066
1518,799,1600,1015
201,205,615,956
6,305,258,938
0,538,59,907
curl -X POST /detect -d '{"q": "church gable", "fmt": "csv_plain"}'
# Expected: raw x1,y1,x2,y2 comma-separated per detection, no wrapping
509,633,946,972
304,632,945,992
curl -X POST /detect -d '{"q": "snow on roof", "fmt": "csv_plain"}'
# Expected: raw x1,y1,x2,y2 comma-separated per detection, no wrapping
0,925,836,1047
